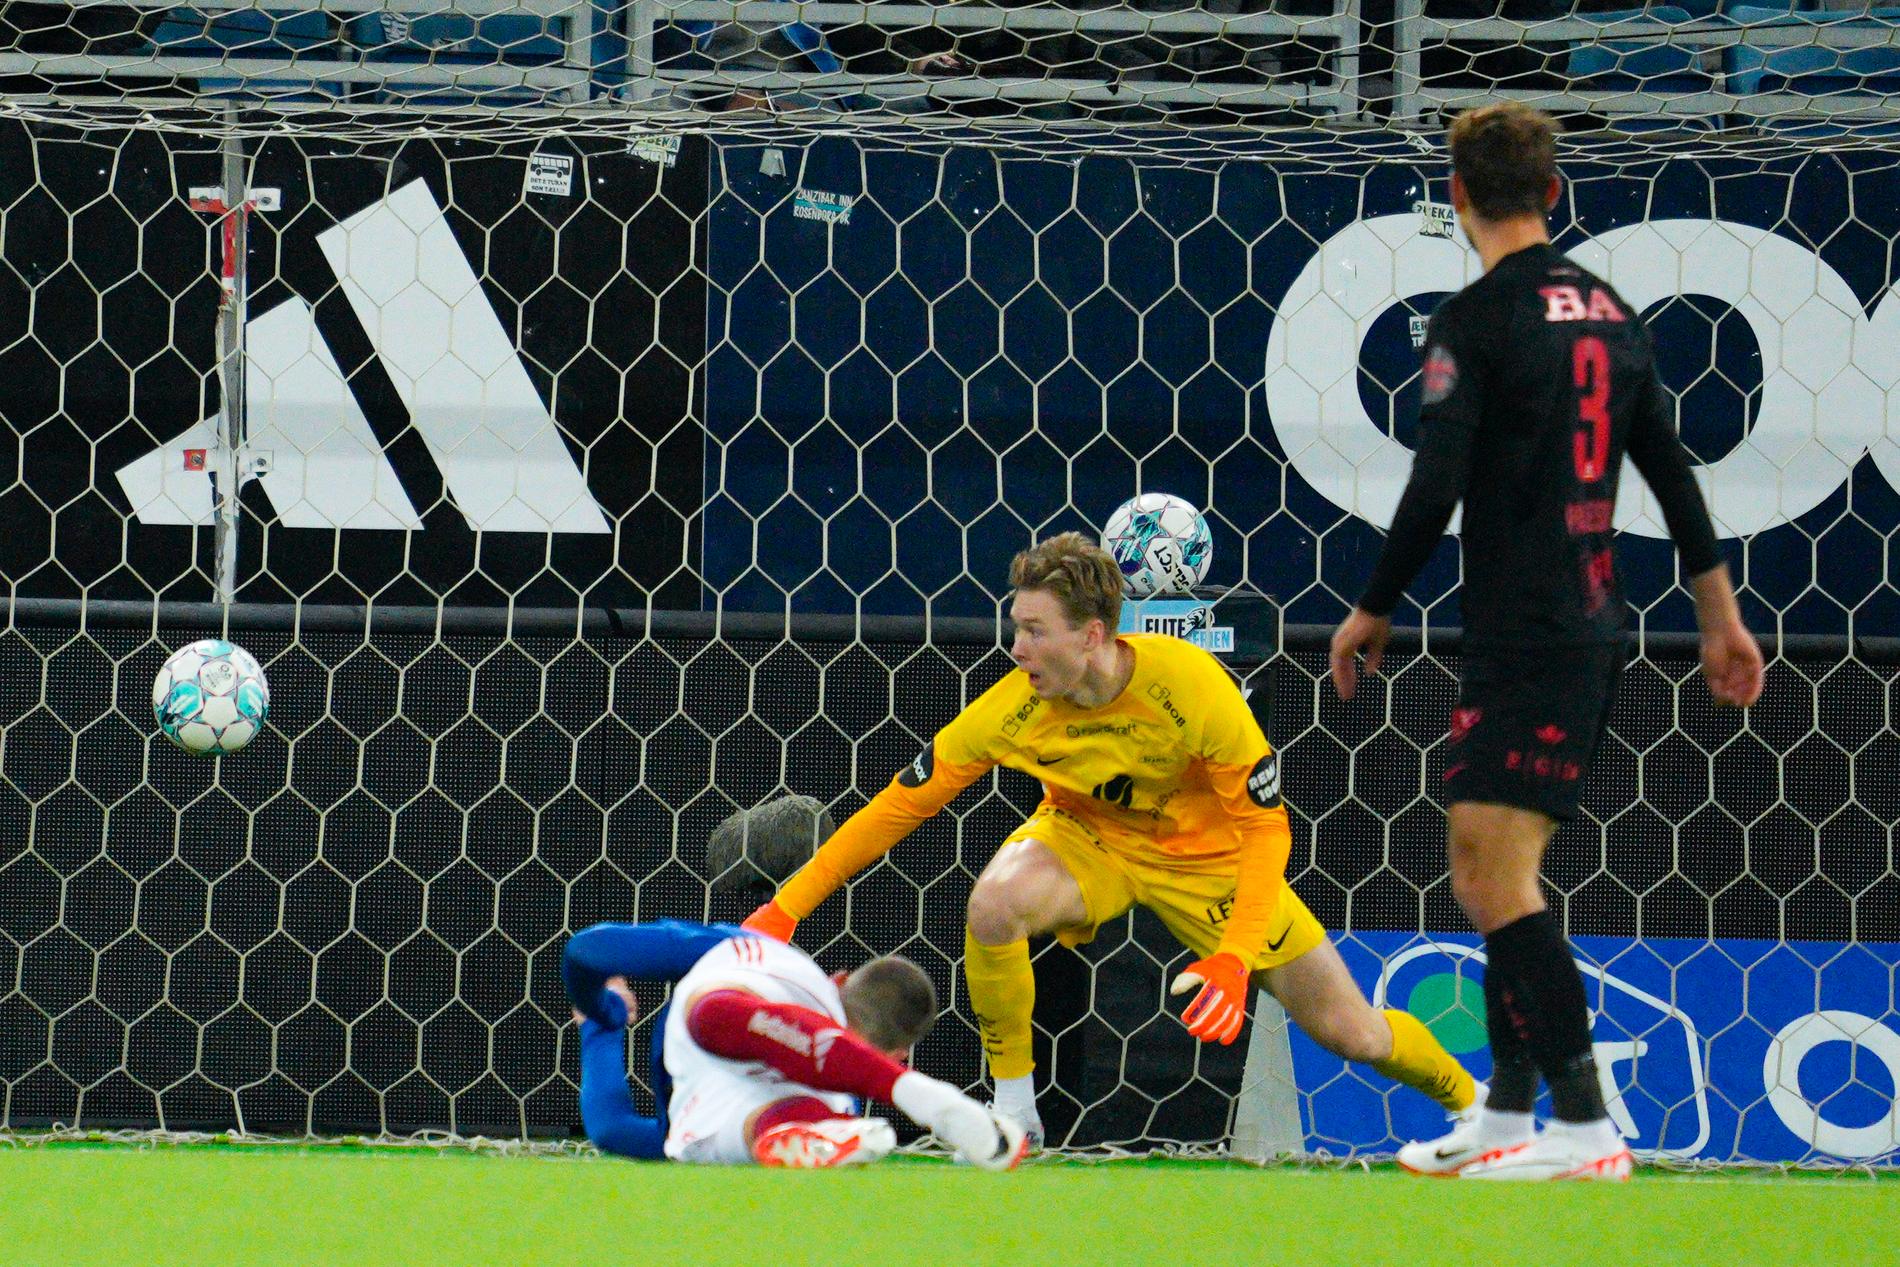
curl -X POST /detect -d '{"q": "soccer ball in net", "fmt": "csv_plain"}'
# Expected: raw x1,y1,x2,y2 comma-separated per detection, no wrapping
1102,493,1213,599
152,639,270,756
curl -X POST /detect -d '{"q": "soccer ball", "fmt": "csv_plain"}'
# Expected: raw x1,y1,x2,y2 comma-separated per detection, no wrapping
1102,493,1213,598
152,639,270,756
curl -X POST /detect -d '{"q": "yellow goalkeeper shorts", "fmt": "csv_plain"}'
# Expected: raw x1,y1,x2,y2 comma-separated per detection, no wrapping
1000,806,1325,972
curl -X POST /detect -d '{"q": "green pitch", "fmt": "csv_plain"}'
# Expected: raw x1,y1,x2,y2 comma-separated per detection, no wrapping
5,1143,1892,1267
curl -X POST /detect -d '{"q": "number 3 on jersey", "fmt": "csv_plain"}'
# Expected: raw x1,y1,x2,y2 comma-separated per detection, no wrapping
1572,335,1611,483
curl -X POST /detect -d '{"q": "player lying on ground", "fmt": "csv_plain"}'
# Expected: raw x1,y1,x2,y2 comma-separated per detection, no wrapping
1330,103,1764,1181
563,919,1027,1168
743,533,1479,1145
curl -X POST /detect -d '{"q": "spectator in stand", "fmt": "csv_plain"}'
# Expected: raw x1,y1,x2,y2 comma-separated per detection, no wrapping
661,16,966,113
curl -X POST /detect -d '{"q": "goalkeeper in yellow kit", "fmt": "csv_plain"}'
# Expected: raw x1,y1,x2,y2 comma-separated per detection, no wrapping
745,533,1477,1144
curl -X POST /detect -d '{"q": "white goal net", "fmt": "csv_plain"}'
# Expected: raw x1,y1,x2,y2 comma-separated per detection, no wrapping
0,0,1896,1166
3,0,1899,130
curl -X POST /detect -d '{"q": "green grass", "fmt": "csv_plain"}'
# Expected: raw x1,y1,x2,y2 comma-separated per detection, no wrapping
4,1143,1893,1267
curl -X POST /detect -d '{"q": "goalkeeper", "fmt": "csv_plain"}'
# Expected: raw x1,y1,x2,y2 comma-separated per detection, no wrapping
743,533,1478,1144
564,919,1025,1168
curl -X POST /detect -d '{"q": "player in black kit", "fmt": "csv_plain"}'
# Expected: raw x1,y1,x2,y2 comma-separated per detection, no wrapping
1329,103,1764,1181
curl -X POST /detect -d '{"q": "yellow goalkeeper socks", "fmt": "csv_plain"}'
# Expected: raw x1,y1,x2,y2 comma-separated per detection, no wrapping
1373,1008,1477,1112
964,929,1036,1082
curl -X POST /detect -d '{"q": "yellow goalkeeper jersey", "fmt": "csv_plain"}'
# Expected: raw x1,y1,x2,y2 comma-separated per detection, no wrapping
773,633,1292,962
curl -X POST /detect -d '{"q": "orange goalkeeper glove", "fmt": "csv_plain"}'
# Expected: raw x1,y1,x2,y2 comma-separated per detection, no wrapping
1170,952,1248,1045
742,899,798,943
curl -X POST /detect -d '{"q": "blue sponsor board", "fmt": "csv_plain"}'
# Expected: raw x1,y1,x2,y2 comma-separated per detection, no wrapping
1118,598,1234,653
702,133,1900,635
1294,931,1900,1164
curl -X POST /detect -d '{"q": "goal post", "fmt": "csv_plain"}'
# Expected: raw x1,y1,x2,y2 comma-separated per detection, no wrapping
0,8,1897,1164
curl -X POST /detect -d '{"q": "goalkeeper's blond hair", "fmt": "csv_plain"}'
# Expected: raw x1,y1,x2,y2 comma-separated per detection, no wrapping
1009,532,1123,632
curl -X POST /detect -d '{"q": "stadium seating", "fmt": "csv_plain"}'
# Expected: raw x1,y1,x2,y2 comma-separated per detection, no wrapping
149,6,337,56
1724,6,1900,97
148,7,347,98
1564,7,1710,93
343,11,568,67
109,2,1900,123
148,2,625,103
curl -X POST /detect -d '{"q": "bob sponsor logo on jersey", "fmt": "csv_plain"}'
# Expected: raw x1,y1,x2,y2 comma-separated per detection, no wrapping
1120,599,1233,653
1141,682,1192,729
1000,695,1041,737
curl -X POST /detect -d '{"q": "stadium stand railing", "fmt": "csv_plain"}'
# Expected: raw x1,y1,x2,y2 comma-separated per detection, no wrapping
1393,1,1900,125
0,0,605,102
0,0,1895,124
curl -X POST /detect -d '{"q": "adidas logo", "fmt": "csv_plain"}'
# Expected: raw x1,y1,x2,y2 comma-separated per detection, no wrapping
114,180,608,535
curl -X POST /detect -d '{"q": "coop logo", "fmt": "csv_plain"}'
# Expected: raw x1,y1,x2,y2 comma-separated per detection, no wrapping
1267,215,1900,540
1119,599,1233,653
1763,1010,1900,1161
1372,940,1710,1159
114,180,609,534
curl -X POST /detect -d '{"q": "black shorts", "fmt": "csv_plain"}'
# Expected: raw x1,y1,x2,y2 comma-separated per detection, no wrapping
1442,642,1626,821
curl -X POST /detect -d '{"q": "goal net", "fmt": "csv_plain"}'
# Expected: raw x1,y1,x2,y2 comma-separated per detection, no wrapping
0,1,1896,1166
3,0,1899,131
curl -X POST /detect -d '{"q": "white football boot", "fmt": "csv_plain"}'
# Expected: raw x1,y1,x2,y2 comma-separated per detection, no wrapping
1396,1083,1534,1177
1460,1120,1633,1182
752,1116,897,1168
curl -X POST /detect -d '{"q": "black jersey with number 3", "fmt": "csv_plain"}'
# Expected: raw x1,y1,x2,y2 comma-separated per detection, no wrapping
1359,243,1721,649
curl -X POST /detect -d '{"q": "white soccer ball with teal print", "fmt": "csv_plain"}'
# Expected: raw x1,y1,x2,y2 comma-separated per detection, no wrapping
152,639,269,755
1102,493,1212,598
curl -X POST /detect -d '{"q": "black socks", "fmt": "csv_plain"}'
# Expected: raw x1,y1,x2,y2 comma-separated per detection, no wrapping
1484,909,1608,1124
